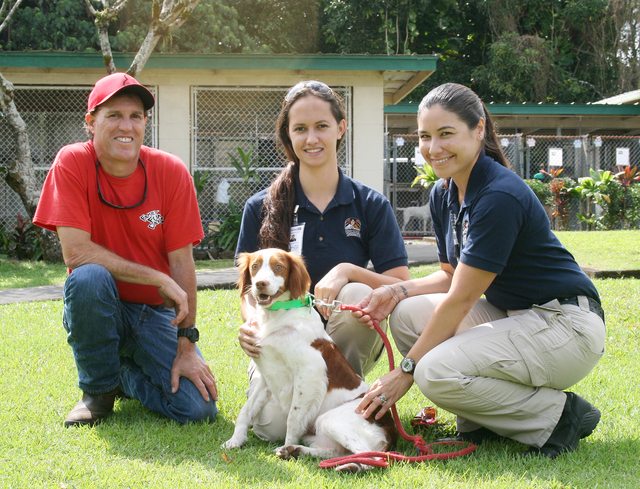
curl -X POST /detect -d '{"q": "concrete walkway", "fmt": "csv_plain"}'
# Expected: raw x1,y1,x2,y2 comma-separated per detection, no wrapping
0,241,438,305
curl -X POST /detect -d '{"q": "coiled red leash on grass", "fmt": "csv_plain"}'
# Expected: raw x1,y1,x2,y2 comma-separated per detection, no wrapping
317,304,476,470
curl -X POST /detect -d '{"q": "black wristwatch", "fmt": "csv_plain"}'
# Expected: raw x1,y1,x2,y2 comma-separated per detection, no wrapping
400,357,416,376
177,326,199,343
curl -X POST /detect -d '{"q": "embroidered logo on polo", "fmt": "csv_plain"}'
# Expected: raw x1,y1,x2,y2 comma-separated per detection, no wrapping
140,210,164,229
462,217,469,248
344,217,362,238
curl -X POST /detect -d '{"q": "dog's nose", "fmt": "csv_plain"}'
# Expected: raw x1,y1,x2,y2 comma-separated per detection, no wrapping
255,280,267,290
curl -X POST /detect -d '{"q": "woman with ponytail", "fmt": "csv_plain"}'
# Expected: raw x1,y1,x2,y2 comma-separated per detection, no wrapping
235,81,409,441
354,83,604,459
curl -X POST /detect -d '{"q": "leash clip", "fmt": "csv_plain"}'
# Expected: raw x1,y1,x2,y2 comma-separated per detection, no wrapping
310,295,344,313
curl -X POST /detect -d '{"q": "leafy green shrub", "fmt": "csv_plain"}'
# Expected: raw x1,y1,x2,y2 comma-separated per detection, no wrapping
586,170,625,230
0,225,9,258
228,147,265,199
0,216,42,260
411,162,439,192
524,178,552,205
192,170,213,199
628,184,640,227
207,202,242,252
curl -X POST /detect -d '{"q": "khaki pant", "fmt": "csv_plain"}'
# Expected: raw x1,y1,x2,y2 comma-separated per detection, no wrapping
391,294,605,447
246,282,386,442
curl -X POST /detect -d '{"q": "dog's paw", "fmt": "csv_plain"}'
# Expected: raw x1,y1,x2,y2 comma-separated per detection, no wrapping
335,462,368,473
275,445,303,460
221,436,247,450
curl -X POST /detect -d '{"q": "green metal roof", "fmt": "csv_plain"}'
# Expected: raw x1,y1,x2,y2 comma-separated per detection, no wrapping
0,52,438,71
385,102,640,115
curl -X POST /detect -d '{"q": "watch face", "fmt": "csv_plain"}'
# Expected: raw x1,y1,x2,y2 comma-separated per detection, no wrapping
401,358,416,374
178,327,199,343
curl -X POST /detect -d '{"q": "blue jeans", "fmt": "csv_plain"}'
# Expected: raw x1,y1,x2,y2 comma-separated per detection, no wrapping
62,264,218,424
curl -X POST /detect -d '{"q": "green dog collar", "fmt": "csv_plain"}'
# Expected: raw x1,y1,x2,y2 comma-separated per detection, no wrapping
266,294,312,311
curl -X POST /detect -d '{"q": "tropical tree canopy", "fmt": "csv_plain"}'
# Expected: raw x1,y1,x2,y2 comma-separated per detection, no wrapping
1,0,638,102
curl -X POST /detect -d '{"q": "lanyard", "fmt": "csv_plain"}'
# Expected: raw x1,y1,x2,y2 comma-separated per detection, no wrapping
449,211,461,261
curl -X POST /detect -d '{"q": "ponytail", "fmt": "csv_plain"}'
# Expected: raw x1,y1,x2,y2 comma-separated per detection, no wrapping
481,104,510,169
258,162,298,250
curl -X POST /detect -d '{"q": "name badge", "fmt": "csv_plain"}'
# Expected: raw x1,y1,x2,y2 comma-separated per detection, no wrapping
289,223,305,256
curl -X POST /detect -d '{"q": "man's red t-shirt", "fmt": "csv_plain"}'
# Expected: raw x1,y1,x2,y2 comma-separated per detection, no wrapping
34,141,204,305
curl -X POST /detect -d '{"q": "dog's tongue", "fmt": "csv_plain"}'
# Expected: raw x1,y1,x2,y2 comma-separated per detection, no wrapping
256,290,283,306
258,294,271,304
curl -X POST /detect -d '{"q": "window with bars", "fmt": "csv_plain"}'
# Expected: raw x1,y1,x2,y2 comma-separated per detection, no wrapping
191,86,352,226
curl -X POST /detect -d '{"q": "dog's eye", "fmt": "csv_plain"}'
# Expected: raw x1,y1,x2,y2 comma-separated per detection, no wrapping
274,264,283,272
251,263,259,270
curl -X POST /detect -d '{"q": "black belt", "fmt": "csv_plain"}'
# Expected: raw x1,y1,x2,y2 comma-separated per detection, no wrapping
558,296,605,324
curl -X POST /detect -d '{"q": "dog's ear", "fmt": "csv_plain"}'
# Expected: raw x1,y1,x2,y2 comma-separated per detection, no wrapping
287,253,311,300
236,252,253,297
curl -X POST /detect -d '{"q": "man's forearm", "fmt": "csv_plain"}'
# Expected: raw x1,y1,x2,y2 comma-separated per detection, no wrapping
58,226,172,289
168,245,198,329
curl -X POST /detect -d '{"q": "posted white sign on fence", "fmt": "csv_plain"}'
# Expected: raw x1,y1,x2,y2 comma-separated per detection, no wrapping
549,148,563,167
616,147,630,166
415,147,426,166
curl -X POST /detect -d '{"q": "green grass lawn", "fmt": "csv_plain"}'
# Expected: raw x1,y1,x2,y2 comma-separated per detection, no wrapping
1,268,639,487
553,230,640,270
0,258,234,290
1,230,638,291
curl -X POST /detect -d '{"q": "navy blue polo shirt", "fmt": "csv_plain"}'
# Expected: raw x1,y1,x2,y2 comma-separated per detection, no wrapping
430,152,599,311
237,169,408,290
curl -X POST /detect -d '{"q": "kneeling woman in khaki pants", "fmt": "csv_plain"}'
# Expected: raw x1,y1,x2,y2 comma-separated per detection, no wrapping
353,83,605,458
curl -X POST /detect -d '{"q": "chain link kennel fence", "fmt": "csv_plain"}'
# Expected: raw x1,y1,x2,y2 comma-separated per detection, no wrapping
385,134,640,236
0,85,157,232
191,86,351,235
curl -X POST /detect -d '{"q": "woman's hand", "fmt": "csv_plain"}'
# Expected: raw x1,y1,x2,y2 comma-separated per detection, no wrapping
351,286,398,328
238,318,260,358
314,263,352,320
356,368,414,419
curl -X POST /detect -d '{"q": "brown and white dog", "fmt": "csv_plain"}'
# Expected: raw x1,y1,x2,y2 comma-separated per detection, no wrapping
222,248,397,471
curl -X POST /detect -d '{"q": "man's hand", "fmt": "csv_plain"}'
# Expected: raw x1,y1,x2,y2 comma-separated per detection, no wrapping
171,339,218,402
158,278,189,326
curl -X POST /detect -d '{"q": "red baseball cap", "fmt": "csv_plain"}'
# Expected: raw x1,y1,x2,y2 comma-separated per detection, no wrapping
87,73,155,113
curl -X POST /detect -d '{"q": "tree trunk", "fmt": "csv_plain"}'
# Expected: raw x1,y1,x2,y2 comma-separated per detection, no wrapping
127,26,163,78
0,0,200,263
97,22,117,74
0,73,63,262
127,0,200,78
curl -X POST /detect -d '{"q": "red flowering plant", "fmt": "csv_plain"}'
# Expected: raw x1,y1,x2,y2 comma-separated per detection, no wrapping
615,165,640,190
615,166,640,227
540,168,579,230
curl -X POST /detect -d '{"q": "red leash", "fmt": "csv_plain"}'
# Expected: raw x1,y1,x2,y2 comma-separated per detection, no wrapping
317,304,476,469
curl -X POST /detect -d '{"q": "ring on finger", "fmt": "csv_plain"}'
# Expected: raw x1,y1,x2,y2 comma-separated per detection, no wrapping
377,394,388,405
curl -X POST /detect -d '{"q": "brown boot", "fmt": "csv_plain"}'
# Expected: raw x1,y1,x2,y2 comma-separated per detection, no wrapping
64,386,120,428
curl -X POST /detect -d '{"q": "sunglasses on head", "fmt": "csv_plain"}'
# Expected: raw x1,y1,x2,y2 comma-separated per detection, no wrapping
285,80,333,102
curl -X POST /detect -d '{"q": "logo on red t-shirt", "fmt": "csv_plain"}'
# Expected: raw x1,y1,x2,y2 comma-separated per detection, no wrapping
140,210,164,229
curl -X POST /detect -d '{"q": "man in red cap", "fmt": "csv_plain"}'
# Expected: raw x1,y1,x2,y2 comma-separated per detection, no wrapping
34,73,218,427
